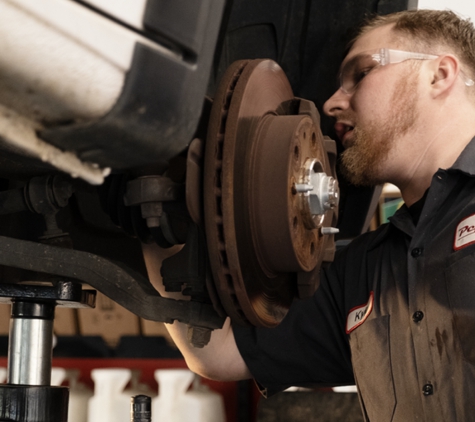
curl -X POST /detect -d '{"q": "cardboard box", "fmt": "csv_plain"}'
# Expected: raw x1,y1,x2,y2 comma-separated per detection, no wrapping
0,304,10,336
78,292,140,347
54,308,78,336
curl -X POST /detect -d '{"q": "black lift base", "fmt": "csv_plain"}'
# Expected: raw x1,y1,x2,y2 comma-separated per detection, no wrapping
0,385,69,422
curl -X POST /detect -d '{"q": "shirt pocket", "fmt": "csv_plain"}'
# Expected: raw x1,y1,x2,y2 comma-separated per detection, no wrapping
445,250,475,364
349,315,396,422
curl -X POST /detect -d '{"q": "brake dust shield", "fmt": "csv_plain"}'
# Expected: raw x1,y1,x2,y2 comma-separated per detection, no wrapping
204,59,338,327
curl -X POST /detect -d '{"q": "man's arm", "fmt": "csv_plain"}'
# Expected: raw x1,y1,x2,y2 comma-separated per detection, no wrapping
142,242,252,382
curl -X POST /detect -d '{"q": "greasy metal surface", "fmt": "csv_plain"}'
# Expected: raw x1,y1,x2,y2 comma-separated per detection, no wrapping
204,59,337,327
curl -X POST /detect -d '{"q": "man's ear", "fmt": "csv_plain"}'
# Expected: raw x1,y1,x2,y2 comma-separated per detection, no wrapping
430,54,459,98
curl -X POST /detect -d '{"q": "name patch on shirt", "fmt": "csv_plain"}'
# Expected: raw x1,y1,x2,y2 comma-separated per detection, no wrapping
454,214,475,250
346,292,374,334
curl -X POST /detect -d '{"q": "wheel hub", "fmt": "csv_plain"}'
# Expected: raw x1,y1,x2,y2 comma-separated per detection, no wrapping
204,59,338,327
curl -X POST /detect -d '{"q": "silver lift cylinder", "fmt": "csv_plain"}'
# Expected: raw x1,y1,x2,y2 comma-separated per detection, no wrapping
8,301,55,386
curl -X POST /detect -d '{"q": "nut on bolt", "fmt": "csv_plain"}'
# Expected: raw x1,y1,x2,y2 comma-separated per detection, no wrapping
308,172,339,216
296,158,340,230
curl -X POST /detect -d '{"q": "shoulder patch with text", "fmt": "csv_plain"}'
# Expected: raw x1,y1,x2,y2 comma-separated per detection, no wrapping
454,214,475,250
346,292,374,334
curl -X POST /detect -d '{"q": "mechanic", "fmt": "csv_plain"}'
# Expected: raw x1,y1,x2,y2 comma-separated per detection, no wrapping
143,9,475,421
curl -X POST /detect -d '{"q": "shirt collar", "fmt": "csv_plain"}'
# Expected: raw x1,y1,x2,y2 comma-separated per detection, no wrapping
449,135,475,175
366,204,414,251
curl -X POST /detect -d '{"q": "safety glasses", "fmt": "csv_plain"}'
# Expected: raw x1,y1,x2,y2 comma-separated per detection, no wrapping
339,48,475,94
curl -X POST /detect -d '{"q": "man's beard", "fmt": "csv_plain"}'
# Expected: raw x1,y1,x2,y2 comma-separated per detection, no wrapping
340,71,419,186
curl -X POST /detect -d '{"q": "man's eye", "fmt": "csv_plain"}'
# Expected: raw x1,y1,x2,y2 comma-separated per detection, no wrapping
353,67,372,84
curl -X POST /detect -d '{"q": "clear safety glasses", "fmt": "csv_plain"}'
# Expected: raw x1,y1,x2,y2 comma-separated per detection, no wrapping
338,48,475,94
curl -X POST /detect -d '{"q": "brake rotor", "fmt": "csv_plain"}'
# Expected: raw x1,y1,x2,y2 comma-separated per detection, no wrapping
204,59,338,327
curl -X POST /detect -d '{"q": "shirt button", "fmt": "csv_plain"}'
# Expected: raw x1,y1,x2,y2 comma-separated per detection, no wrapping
412,311,424,323
411,248,423,257
422,383,433,396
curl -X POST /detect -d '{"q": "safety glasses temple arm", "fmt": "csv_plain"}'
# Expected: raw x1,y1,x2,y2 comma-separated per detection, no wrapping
375,49,438,66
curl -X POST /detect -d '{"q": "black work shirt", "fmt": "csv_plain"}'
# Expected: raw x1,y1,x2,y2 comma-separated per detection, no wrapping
234,137,475,421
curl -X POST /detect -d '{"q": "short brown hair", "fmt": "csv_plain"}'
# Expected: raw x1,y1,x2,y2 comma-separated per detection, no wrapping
354,10,475,78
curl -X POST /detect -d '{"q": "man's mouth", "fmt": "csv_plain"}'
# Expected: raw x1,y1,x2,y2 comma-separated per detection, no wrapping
334,121,355,147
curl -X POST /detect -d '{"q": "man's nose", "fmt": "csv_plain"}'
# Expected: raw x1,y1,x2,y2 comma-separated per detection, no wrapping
323,88,350,117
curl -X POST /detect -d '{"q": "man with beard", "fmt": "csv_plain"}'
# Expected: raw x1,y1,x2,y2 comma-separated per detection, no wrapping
142,9,475,421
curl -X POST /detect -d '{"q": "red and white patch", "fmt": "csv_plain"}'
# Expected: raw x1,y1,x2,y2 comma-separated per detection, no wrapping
454,214,475,250
346,292,374,334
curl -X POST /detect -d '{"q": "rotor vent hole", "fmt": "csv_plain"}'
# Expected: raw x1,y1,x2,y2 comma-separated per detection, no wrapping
231,294,240,306
311,132,316,146
216,197,223,217
225,274,234,290
310,241,315,255
293,216,298,229
218,222,225,243
217,140,224,160
294,145,299,161
219,251,229,267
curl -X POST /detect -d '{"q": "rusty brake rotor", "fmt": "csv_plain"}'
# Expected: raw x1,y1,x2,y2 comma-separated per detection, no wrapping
204,59,338,327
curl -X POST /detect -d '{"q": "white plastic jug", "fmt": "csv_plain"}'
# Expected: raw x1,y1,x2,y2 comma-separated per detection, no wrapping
66,369,93,422
185,376,226,422
89,368,132,422
152,369,225,422
51,367,66,386
124,369,155,399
